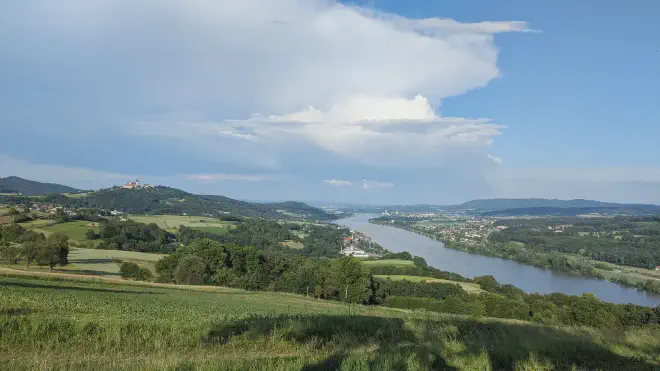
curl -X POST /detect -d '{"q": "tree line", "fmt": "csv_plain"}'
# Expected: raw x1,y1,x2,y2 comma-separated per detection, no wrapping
0,224,70,270
143,236,660,330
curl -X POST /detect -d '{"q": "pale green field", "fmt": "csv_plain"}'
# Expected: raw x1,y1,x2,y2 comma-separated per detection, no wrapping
280,240,304,249
18,219,57,228
34,221,101,241
292,230,309,239
193,226,232,234
3,247,165,276
63,192,93,198
129,215,236,232
375,275,485,294
363,259,416,267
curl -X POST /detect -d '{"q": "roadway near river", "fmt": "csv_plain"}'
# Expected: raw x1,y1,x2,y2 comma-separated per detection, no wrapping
335,214,660,307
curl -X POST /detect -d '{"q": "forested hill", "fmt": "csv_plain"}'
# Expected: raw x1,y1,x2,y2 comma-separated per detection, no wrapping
456,198,660,215
0,176,84,196
46,186,334,221
481,205,660,217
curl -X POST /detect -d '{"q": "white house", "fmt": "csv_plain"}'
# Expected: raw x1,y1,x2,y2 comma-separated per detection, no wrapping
340,246,370,258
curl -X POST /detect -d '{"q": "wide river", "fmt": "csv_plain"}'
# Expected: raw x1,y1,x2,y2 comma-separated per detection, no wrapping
335,214,660,307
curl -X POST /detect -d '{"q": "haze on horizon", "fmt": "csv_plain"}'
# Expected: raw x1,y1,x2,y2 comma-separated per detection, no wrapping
1,1,659,205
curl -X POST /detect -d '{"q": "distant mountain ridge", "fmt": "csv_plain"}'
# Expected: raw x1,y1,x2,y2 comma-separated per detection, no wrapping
0,176,84,196
456,198,656,211
454,198,660,216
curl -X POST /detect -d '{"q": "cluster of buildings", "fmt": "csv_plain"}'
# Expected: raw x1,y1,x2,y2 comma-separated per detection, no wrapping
121,179,155,189
546,224,573,233
339,231,373,258
413,217,497,246
10,202,79,217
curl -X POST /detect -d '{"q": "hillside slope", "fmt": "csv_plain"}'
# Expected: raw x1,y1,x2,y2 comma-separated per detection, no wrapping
1,272,658,370
51,186,333,220
0,176,83,195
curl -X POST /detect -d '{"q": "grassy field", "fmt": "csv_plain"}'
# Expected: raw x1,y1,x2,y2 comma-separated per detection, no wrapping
2,247,165,277
32,220,101,241
18,219,57,228
375,275,485,294
129,215,236,233
280,240,304,249
63,192,93,198
363,259,416,267
0,272,658,370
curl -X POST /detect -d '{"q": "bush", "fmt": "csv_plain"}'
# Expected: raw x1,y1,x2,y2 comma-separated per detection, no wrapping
174,255,208,285
119,261,153,281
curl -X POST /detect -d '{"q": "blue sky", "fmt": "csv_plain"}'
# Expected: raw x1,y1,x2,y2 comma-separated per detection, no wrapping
1,1,659,204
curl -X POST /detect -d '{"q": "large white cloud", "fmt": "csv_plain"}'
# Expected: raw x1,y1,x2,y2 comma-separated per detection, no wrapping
1,0,529,170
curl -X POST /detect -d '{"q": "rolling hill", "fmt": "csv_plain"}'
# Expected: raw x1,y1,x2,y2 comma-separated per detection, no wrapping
0,176,84,196
50,186,334,221
0,177,333,220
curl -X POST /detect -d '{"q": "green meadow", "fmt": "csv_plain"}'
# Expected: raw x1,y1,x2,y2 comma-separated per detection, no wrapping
29,220,101,241
3,247,164,277
375,275,486,294
129,215,236,233
0,273,658,370
362,259,416,267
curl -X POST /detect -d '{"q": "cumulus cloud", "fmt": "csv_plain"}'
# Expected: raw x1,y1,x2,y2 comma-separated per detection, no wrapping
1,0,530,171
323,179,353,186
487,154,503,165
171,96,504,167
362,180,395,190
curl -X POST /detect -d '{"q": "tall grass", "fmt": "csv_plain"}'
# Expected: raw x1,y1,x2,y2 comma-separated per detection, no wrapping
1,275,658,370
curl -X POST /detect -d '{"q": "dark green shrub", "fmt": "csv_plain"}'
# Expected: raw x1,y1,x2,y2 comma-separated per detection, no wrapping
119,261,153,281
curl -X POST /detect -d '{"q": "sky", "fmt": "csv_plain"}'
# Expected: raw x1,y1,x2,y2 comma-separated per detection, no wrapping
1,0,659,205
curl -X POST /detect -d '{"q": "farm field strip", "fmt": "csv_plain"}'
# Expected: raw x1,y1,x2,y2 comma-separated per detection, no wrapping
362,259,416,267
375,275,485,293
129,215,236,232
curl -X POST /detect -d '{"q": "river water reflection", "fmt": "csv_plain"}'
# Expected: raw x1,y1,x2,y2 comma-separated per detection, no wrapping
334,214,660,307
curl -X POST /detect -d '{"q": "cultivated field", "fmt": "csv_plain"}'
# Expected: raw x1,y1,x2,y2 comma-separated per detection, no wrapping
3,247,164,277
0,273,658,370
34,220,101,241
129,215,236,233
375,275,486,294
63,192,93,198
280,240,304,249
363,259,416,267
18,219,57,228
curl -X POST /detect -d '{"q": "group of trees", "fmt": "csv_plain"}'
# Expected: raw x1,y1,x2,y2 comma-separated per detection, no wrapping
94,220,176,253
177,220,297,249
147,233,660,330
301,225,348,257
154,238,374,302
492,216,660,269
0,224,69,270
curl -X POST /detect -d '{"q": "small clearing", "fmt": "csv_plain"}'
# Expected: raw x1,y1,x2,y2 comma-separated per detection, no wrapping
362,259,416,267
375,274,485,294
